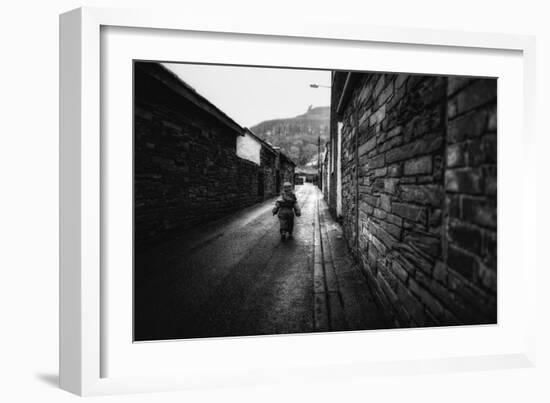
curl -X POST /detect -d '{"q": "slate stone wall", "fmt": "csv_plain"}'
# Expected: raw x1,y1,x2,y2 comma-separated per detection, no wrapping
260,147,278,198
279,157,296,190
443,78,497,321
335,73,497,327
134,64,261,247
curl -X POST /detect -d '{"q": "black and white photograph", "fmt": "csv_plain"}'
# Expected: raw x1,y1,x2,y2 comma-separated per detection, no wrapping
5,0,550,400
133,61,497,341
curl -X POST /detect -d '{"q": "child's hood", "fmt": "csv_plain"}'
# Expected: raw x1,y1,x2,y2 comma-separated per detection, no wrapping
282,192,297,201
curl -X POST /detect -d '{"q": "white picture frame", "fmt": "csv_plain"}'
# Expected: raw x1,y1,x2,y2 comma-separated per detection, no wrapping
60,6,537,396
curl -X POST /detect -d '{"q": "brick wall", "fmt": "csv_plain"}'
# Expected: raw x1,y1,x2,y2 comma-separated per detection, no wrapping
335,72,497,327
135,63,261,246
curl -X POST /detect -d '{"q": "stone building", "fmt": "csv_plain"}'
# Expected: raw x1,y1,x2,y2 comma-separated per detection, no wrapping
237,128,280,199
236,128,297,196
295,167,318,185
134,62,294,246
273,146,297,192
323,71,497,327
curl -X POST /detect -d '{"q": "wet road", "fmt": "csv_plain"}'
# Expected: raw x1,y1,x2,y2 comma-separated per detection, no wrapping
135,183,387,341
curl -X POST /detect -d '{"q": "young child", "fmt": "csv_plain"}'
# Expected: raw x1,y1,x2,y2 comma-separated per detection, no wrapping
272,182,301,241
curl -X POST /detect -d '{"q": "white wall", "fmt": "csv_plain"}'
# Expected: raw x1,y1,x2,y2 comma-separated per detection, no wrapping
1,1,549,402
236,132,262,165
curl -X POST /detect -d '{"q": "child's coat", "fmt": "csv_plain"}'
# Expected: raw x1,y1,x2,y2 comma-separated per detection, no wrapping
272,192,301,234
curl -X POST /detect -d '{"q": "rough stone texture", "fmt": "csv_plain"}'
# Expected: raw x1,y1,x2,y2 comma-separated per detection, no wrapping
443,77,497,303
278,154,296,191
259,146,278,198
134,63,294,247
328,72,497,327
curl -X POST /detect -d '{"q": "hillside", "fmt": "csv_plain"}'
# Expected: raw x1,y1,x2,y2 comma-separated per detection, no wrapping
250,105,330,167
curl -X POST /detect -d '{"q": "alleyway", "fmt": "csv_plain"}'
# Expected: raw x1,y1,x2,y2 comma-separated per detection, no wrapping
134,184,389,341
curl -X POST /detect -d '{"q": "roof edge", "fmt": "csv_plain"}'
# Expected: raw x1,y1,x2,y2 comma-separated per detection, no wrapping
136,62,245,137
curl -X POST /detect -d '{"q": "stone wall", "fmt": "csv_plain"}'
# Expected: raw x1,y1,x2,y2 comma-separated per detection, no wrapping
443,78,497,320
279,157,296,190
334,72,497,327
134,63,261,246
260,146,278,198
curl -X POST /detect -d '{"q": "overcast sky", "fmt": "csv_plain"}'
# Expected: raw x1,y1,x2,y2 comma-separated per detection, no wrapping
163,63,331,128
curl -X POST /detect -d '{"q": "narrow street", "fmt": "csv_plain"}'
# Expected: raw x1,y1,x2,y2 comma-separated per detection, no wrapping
135,184,389,341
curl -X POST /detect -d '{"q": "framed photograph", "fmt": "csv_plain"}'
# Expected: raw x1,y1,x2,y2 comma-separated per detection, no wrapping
60,7,537,396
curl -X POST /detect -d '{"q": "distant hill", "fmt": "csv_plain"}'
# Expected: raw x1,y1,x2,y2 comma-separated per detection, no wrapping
250,105,330,167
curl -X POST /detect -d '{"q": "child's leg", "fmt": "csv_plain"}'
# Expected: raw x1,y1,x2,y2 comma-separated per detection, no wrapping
278,217,286,234
279,218,286,240
279,211,292,240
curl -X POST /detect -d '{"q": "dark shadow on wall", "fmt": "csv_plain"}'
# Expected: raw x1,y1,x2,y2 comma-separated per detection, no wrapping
35,373,59,388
